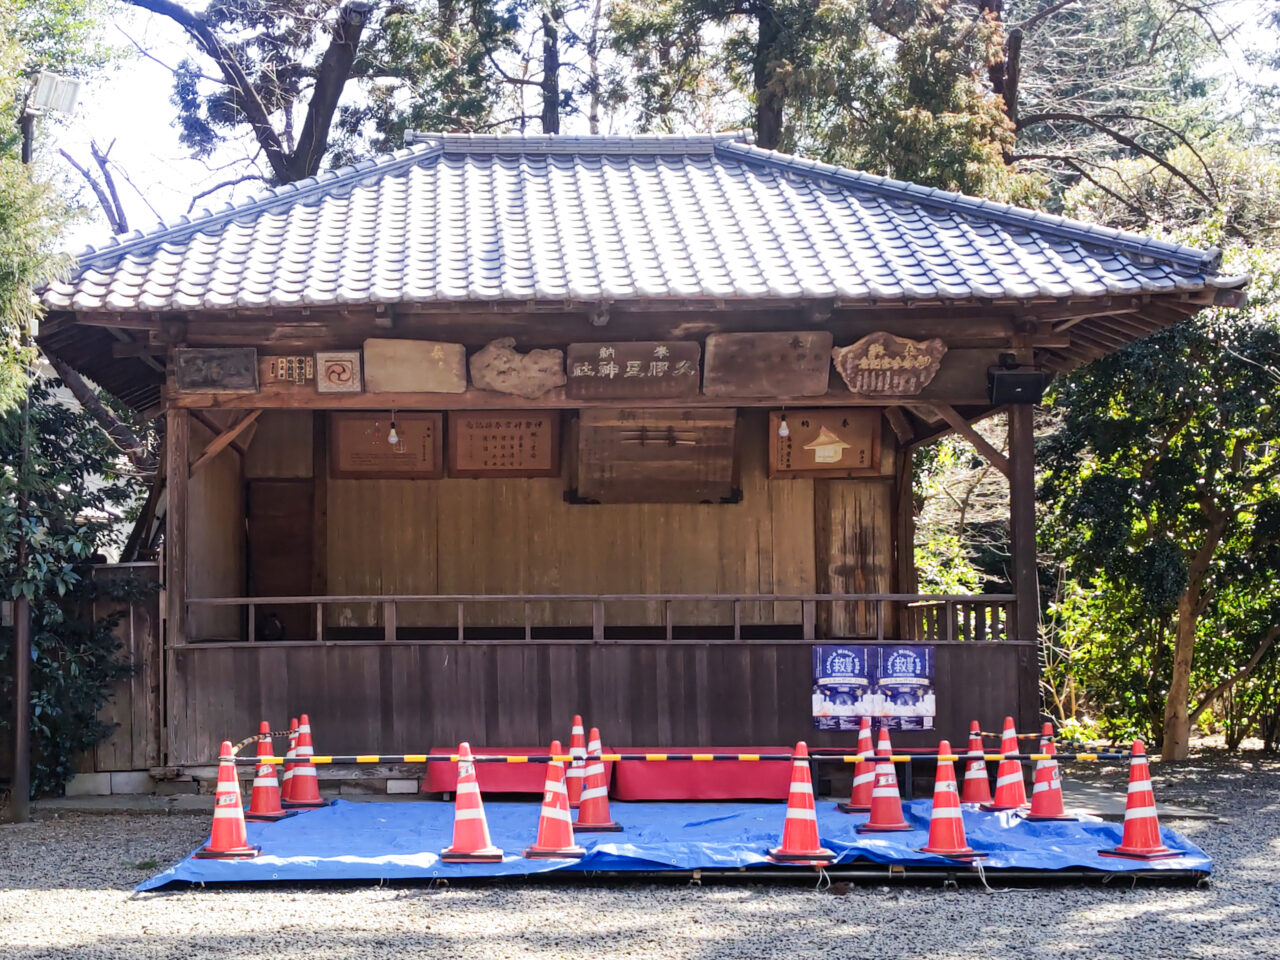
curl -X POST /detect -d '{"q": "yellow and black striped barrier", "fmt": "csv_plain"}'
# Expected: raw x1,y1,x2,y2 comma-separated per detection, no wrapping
227,750,1133,766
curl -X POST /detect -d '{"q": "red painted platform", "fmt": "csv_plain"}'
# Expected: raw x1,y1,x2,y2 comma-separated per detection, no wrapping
611,747,793,801
424,747,614,795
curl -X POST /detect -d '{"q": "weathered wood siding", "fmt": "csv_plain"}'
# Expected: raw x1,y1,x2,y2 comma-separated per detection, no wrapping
187,418,244,639
165,640,1039,765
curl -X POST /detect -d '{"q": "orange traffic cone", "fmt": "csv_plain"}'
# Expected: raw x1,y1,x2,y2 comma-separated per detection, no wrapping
525,740,586,859
1026,739,1076,821
767,742,835,864
575,727,621,832
1100,741,1181,860
919,741,983,859
982,716,1027,811
441,742,504,862
280,717,299,804
245,721,293,822
194,741,259,859
282,712,328,808
1039,721,1054,751
961,721,993,805
837,716,876,813
857,728,911,833
566,715,587,809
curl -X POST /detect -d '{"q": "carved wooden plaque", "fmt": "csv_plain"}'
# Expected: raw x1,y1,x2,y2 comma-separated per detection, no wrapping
316,351,363,393
832,332,947,395
576,408,737,503
329,412,443,479
173,348,258,393
566,341,701,399
702,331,833,397
768,409,882,478
448,411,560,478
262,355,314,385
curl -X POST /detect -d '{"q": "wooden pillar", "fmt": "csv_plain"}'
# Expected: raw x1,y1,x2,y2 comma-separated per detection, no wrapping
166,408,189,647
893,443,917,637
1008,405,1038,641
311,412,328,599
815,478,893,638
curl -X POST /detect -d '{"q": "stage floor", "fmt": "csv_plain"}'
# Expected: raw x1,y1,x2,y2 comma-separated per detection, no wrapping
138,799,1212,891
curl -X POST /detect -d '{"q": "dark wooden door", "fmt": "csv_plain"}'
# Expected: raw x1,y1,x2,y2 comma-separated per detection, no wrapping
246,479,315,640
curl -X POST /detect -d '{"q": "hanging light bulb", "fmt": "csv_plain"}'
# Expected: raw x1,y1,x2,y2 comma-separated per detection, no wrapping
778,412,790,438
387,417,399,446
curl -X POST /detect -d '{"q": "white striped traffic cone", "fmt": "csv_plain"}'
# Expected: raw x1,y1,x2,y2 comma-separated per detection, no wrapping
193,741,259,859
982,716,1027,811
837,716,876,813
280,717,298,803
525,740,586,859
441,742,504,862
574,727,621,832
857,727,911,832
961,720,993,805
282,712,327,808
566,715,587,809
1099,740,1181,860
767,741,835,864
1026,739,1076,821
919,741,982,859
245,720,293,822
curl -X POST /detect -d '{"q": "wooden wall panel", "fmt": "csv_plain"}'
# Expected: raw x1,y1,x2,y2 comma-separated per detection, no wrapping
187,419,244,639
164,640,1040,765
324,411,821,629
243,410,314,479
815,477,894,637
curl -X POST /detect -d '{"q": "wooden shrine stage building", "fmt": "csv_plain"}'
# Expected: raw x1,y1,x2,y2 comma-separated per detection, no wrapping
40,133,1245,772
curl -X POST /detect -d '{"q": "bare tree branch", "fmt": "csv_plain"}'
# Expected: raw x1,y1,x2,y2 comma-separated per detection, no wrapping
185,174,268,213
60,145,128,234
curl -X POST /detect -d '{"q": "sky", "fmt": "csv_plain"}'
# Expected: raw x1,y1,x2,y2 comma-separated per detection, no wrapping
41,0,1280,255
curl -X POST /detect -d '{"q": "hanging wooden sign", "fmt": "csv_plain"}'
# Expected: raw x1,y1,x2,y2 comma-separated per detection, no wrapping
173,347,258,393
832,332,947,395
448,412,560,478
262,355,314,385
329,412,443,479
565,341,701,399
768,409,882,478
702,331,833,397
576,408,738,503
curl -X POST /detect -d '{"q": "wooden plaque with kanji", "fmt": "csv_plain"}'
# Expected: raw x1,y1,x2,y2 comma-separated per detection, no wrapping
768,409,882,478
329,412,443,479
447,412,561,478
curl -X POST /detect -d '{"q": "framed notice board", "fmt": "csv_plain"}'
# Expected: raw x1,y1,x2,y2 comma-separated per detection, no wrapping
768,409,882,478
329,412,444,479
447,411,561,478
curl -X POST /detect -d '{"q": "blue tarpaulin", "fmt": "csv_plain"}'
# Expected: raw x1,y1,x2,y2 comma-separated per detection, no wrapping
138,799,1211,891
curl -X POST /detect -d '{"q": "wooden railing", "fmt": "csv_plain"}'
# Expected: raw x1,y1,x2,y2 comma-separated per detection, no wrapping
182,592,1019,645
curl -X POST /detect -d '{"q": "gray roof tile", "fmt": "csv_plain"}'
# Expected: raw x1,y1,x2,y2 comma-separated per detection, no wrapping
43,133,1237,313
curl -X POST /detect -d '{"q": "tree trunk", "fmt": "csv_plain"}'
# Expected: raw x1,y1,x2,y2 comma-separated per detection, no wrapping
1161,593,1197,760
753,2,783,150
541,6,561,135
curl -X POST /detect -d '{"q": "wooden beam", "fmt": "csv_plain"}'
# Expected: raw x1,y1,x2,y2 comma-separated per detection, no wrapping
1008,405,1039,641
190,410,251,457
189,410,262,477
884,406,915,445
166,409,189,649
925,404,1011,478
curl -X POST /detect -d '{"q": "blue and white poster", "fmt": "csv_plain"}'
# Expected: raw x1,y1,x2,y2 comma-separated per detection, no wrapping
812,644,935,731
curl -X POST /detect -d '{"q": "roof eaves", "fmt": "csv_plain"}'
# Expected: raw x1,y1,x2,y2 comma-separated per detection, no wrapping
715,140,1222,275
72,142,446,275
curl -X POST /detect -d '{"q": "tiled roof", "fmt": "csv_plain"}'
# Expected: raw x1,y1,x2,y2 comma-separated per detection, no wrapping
42,133,1240,313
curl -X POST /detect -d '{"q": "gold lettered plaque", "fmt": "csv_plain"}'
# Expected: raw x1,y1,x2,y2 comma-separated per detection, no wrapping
768,409,881,478
329,412,443,479
447,412,560,478
832,332,947,395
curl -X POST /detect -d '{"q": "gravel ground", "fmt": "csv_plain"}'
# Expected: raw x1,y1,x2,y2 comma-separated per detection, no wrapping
1,750,1277,960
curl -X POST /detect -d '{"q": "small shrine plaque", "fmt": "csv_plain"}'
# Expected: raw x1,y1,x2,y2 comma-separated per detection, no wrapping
832,332,947,395
316,351,362,393
448,412,560,478
768,409,882,478
173,347,258,393
262,355,314,385
566,342,701,399
329,412,443,479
